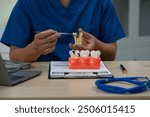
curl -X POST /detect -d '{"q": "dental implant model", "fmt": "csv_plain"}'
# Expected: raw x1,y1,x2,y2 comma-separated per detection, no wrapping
69,50,101,69
73,32,83,45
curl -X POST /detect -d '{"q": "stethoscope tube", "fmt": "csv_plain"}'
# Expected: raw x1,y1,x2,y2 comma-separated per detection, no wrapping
95,77,150,94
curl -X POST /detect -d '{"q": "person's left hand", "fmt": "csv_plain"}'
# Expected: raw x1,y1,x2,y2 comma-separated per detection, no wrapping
69,29,96,51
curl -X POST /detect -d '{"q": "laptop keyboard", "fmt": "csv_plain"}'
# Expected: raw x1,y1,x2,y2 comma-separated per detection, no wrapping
10,75,25,81
4,60,31,72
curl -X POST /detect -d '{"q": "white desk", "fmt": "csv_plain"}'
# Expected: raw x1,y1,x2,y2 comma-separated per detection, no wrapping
0,61,150,100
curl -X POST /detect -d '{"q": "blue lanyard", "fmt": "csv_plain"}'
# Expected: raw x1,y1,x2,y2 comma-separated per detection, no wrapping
95,77,150,94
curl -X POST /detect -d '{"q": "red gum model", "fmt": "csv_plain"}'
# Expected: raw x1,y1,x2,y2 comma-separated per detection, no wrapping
69,57,101,69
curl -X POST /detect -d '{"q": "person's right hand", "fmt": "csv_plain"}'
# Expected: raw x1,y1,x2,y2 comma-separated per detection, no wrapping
32,29,61,55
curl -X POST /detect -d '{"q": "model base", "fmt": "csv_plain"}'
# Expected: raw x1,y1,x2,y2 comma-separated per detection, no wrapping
69,57,101,69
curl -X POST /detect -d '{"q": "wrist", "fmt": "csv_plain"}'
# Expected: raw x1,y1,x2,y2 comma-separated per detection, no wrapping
26,42,41,60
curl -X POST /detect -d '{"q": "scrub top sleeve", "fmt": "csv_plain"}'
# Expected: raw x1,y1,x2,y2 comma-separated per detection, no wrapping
100,0,125,43
1,1,33,48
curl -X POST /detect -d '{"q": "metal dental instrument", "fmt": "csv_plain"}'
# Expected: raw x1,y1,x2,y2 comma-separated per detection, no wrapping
59,32,75,35
34,31,77,37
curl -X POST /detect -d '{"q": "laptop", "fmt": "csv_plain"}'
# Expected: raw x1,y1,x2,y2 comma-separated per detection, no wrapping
0,54,42,86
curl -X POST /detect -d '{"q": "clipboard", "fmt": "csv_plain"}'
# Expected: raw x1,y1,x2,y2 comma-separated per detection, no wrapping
48,61,113,79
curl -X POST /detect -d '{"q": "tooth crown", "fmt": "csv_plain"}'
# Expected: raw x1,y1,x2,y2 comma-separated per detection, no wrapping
69,50,101,58
80,50,90,58
91,50,101,58
73,32,83,45
69,50,101,69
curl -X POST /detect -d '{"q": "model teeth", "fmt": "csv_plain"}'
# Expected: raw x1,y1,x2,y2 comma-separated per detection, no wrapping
75,50,80,57
80,50,90,58
72,33,77,38
70,50,101,58
69,50,80,58
69,51,75,58
91,50,101,58
73,32,83,45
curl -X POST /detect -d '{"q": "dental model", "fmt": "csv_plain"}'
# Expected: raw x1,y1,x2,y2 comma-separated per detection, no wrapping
80,50,90,58
69,50,80,58
75,50,80,57
69,51,76,58
91,50,101,58
69,50,101,69
73,32,83,45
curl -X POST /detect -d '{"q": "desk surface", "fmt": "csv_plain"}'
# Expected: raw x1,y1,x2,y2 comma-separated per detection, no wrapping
0,61,150,100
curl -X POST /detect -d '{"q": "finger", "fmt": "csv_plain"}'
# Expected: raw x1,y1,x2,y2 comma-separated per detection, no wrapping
35,29,57,39
79,28,91,39
36,40,56,53
36,33,60,45
77,44,87,50
42,41,57,50
82,37,90,44
69,43,86,50
69,43,77,50
46,32,60,42
78,28,83,32
42,46,56,55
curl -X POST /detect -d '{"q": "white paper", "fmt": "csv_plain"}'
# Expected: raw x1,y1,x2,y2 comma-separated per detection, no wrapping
50,61,112,78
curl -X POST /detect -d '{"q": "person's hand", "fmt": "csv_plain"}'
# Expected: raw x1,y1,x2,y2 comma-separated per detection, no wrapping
69,29,96,51
31,29,61,55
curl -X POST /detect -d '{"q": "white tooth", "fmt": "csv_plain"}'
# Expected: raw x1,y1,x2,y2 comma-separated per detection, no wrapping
80,50,84,57
73,33,77,36
91,50,96,58
80,50,87,58
75,50,80,57
83,50,89,58
85,50,90,57
91,50,101,58
95,51,101,58
69,51,76,58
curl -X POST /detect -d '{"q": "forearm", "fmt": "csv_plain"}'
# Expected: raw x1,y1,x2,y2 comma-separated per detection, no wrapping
9,43,41,62
9,30,60,62
94,39,117,61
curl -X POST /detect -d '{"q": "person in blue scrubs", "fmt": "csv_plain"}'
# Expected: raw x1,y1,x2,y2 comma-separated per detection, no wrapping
1,0,125,62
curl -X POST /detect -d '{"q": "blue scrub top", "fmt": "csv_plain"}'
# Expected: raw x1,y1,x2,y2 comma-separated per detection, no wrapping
1,0,125,61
